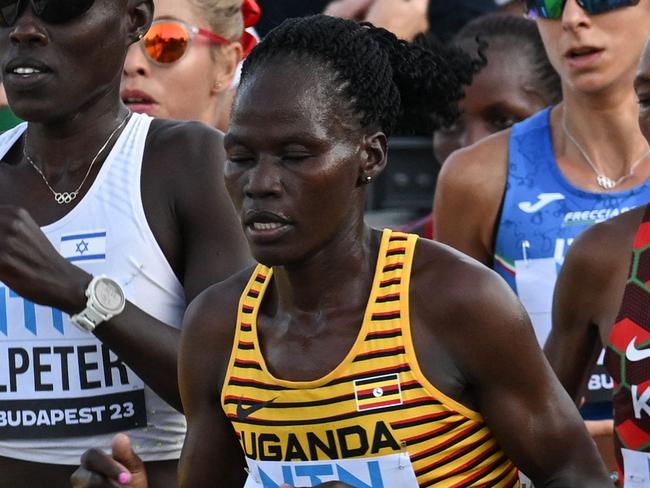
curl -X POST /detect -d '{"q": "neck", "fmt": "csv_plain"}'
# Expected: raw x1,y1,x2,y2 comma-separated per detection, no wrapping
271,220,379,318
22,88,129,172
557,85,649,178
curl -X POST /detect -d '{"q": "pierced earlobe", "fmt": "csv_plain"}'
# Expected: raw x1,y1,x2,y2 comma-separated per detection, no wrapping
131,31,144,44
358,132,388,186
358,174,373,186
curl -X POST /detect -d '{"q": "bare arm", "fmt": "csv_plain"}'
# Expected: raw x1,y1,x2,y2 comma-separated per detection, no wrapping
433,133,509,265
178,276,250,487
0,207,190,410
96,123,251,411
545,209,639,400
546,236,611,401
450,266,610,485
170,124,252,301
0,123,250,412
68,274,250,488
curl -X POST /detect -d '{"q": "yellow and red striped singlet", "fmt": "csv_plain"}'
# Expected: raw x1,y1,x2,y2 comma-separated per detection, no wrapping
221,229,519,487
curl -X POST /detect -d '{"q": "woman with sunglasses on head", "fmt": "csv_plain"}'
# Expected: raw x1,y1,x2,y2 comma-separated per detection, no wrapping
72,14,610,488
122,0,259,132
0,0,249,487
434,0,650,468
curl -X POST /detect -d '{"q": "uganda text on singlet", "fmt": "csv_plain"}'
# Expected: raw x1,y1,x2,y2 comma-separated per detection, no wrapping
605,204,650,486
0,115,187,464
222,229,520,487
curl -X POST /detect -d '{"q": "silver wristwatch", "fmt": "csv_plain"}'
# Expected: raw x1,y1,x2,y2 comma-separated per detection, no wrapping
70,276,126,332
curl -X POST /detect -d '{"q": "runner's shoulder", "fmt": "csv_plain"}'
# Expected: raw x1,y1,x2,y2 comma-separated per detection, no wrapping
142,119,228,213
410,239,531,371
179,266,257,400
437,129,510,198
147,117,223,144
411,238,521,326
145,118,225,170
181,266,257,353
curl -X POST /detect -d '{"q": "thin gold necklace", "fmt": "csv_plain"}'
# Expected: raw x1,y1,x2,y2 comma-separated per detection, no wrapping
22,112,131,204
562,115,650,190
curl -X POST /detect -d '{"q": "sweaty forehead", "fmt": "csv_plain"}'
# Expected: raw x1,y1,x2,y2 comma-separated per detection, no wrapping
231,59,342,137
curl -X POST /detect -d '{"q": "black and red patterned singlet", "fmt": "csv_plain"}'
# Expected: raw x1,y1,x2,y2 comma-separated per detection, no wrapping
605,204,650,483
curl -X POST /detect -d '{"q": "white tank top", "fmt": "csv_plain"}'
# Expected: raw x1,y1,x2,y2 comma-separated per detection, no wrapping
0,114,187,465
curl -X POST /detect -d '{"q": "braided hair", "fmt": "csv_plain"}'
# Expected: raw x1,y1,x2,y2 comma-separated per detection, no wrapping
240,15,477,136
454,13,562,105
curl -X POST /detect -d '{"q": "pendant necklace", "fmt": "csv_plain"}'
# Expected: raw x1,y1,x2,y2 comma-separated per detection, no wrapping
562,115,650,190
22,112,132,204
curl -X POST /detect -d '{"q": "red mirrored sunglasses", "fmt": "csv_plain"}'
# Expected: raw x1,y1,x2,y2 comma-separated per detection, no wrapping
141,19,230,65
141,0,260,65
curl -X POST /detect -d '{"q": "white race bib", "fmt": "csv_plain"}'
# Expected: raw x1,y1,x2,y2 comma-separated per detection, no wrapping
0,288,146,439
622,448,650,487
515,257,557,346
244,452,418,488
519,472,534,487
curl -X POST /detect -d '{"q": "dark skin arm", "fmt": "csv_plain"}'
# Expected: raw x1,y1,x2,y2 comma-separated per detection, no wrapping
72,239,610,487
92,121,251,411
544,207,643,400
177,272,250,487
0,121,250,411
542,206,641,473
410,240,611,486
72,269,350,488
433,131,509,266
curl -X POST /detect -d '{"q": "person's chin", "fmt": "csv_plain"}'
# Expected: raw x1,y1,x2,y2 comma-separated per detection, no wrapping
6,97,60,123
563,68,614,95
251,245,305,268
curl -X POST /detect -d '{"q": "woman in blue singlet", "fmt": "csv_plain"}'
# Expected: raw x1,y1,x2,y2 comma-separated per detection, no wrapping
434,0,650,473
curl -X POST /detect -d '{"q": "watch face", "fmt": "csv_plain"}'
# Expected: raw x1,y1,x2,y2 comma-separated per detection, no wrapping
94,279,125,312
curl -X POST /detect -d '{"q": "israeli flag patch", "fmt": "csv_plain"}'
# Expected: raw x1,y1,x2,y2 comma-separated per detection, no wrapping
60,231,107,263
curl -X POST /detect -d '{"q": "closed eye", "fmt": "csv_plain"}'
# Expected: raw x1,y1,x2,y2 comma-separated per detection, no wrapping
226,150,256,164
281,153,311,162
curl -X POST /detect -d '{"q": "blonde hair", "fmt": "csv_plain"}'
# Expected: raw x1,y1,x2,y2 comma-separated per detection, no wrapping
189,0,244,41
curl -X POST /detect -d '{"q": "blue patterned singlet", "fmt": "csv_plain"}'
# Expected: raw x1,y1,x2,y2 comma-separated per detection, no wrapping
493,107,650,418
